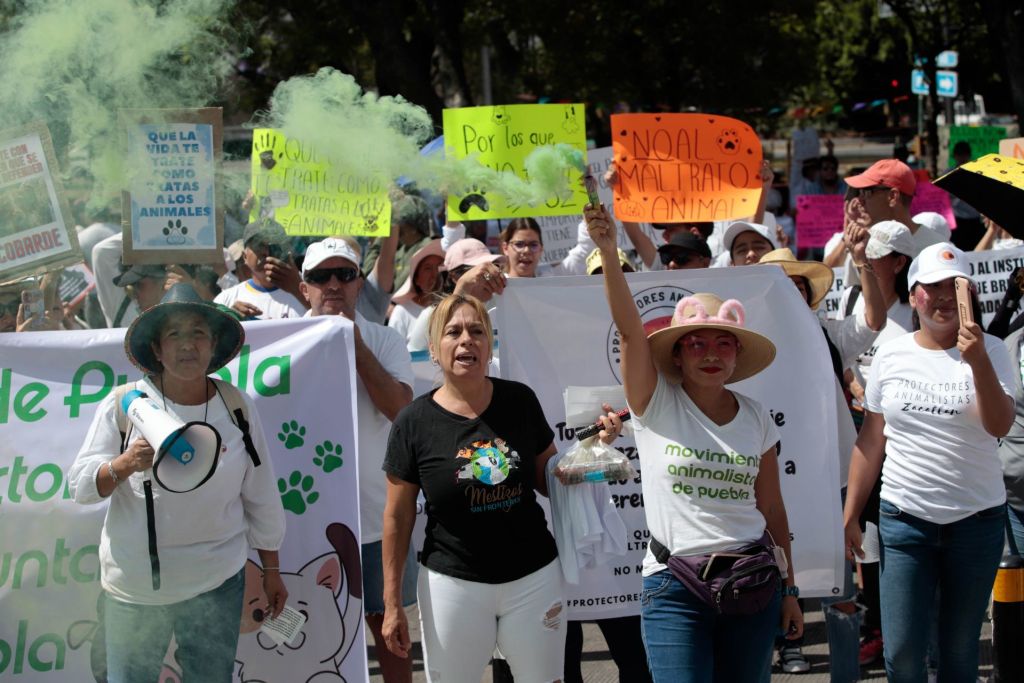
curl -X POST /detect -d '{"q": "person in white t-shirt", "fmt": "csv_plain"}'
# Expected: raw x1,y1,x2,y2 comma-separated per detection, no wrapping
214,221,306,320
299,238,416,683
843,242,1015,683
585,204,802,682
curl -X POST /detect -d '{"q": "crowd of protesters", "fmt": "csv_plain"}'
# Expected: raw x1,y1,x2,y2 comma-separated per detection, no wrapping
4,135,1020,683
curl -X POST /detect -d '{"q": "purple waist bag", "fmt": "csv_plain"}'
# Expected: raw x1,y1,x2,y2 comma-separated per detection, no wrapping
649,533,780,615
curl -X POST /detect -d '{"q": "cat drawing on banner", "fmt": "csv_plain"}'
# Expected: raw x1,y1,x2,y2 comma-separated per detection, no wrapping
236,523,363,683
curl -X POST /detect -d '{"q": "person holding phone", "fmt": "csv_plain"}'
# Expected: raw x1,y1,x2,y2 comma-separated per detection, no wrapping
584,204,802,682
214,220,306,319
843,242,1015,683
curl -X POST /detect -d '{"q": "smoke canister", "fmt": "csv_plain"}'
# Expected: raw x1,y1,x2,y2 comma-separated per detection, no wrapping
993,553,1024,682
121,389,196,465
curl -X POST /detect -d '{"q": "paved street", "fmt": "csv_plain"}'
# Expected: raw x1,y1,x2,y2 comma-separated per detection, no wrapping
368,599,994,682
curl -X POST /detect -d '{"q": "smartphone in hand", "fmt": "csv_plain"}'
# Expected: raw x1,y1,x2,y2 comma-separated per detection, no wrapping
955,277,973,327
21,288,45,329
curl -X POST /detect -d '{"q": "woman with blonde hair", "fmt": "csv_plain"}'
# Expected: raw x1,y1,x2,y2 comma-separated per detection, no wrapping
380,294,567,682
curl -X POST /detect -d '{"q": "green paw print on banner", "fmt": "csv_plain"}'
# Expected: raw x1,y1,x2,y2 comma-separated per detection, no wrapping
279,471,319,514
314,440,344,473
277,421,306,449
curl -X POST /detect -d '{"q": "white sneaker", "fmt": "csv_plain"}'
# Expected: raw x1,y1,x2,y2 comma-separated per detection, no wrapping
778,645,810,673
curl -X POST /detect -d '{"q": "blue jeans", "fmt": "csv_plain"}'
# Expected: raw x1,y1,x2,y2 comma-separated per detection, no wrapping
878,499,1004,683
820,561,863,683
1006,503,1024,556
641,570,780,683
103,567,244,683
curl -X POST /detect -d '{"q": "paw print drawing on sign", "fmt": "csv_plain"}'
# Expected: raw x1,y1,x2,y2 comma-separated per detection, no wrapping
279,470,319,515
362,206,384,233
491,106,511,126
162,219,188,245
314,440,344,473
458,186,489,214
716,129,741,155
277,421,306,449
563,105,580,135
619,200,643,218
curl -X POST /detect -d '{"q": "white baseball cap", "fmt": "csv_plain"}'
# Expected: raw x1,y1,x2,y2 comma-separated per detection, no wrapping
302,238,361,274
723,221,779,253
908,242,972,289
913,212,952,241
865,221,915,259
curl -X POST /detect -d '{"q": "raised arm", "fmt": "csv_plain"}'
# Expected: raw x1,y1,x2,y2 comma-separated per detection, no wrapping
604,165,658,268
584,204,658,414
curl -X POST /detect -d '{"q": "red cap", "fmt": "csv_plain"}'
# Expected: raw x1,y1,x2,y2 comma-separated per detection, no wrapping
845,159,916,196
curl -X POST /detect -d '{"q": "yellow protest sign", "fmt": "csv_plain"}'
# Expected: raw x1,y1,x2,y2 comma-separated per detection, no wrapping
443,104,588,220
611,113,763,223
249,129,391,236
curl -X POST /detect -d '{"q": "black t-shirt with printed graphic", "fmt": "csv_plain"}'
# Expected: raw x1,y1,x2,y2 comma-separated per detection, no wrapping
384,378,558,583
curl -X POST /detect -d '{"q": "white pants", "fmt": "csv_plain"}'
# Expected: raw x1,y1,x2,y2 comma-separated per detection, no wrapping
418,559,566,683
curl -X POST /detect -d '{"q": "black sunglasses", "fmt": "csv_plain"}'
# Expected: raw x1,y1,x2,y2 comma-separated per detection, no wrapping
303,267,359,285
659,249,693,266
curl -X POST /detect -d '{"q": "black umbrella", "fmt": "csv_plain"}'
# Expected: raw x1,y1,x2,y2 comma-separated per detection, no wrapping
933,154,1024,239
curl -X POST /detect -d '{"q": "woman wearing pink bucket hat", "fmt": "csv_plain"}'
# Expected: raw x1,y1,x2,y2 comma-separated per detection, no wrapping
584,205,802,682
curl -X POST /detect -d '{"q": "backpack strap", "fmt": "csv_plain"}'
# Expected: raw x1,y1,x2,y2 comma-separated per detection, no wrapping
211,378,261,467
113,382,137,452
112,295,132,328
844,285,862,318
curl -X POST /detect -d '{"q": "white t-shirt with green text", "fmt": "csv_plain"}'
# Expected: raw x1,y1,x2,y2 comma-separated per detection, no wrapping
632,374,780,576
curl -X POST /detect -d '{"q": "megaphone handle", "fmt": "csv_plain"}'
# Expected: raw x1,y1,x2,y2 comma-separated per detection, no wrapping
143,478,161,591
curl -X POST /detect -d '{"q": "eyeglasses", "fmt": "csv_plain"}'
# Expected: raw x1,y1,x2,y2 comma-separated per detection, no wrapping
680,335,739,356
0,301,20,317
659,249,694,266
510,240,542,253
303,267,359,285
858,186,890,198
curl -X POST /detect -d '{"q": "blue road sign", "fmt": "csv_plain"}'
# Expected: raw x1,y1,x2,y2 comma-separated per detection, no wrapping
936,50,959,68
911,70,928,95
937,70,958,98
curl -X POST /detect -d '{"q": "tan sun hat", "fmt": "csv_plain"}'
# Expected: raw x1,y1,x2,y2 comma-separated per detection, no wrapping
646,293,776,384
759,248,834,309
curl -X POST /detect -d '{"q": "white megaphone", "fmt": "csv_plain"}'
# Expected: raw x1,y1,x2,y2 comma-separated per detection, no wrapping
121,389,222,492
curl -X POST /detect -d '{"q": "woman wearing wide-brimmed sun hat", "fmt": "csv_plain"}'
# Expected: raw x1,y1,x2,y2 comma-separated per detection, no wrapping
584,204,802,682
68,283,286,683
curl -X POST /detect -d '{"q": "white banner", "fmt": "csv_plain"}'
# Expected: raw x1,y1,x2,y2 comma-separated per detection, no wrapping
0,317,367,682
495,267,844,619
965,246,1024,327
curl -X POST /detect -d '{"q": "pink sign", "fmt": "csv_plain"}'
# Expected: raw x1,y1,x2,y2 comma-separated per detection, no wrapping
910,181,957,230
795,194,843,248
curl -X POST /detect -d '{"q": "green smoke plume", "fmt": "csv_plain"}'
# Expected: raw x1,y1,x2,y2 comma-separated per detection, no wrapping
0,0,238,202
254,67,583,208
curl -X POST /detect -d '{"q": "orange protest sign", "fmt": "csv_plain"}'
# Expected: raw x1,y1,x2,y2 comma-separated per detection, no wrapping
611,113,762,223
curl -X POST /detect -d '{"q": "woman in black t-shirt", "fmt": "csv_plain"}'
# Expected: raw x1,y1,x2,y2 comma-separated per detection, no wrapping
381,293,565,682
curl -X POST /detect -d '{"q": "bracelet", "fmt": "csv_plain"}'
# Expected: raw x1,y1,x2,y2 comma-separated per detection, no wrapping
262,566,280,572
782,585,800,598
107,461,119,486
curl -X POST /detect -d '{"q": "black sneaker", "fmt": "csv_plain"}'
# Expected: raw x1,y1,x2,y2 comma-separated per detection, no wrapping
778,644,811,673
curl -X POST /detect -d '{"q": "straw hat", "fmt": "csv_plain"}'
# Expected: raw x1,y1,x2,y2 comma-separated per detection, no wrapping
646,293,776,384
125,284,244,375
759,248,834,309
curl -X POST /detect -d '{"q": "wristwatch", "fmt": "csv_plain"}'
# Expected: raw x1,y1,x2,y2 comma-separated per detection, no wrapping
782,585,800,598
